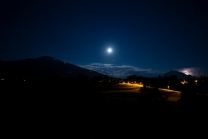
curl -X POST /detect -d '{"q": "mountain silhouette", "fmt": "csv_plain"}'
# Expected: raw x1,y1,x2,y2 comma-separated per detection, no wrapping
163,70,195,79
0,56,103,79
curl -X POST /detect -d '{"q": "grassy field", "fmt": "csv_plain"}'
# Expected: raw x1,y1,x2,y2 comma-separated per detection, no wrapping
2,82,208,138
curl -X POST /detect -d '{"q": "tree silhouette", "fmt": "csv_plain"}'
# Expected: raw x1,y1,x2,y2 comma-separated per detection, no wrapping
104,75,109,82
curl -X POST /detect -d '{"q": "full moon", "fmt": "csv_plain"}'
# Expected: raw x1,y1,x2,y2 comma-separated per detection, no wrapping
107,48,112,53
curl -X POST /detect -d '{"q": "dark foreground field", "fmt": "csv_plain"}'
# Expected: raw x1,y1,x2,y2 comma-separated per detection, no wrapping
2,82,208,138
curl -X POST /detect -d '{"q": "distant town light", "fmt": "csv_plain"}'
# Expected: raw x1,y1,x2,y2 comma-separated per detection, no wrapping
195,80,198,83
181,80,187,84
1,79,4,81
167,86,170,89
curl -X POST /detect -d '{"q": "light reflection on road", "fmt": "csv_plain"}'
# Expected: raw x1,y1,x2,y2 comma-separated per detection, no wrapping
102,82,181,101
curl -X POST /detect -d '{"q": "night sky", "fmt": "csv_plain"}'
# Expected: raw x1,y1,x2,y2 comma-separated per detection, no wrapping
1,0,208,78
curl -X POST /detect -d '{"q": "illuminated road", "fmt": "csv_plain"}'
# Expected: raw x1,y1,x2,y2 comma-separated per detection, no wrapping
101,83,143,93
158,88,181,101
158,88,181,93
101,82,181,102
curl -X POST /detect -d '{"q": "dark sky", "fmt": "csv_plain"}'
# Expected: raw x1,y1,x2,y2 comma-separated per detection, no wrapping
1,0,208,77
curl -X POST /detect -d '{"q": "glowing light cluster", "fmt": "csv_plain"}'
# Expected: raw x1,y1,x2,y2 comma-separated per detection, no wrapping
181,80,188,84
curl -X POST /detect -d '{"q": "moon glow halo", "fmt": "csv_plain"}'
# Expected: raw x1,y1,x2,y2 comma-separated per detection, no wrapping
107,48,112,53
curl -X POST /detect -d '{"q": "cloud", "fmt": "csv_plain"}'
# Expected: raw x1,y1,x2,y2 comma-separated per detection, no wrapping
79,63,164,78
177,67,208,77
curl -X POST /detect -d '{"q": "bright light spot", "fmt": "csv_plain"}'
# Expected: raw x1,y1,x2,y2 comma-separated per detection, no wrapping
107,48,112,53
183,70,190,75
179,68,193,76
